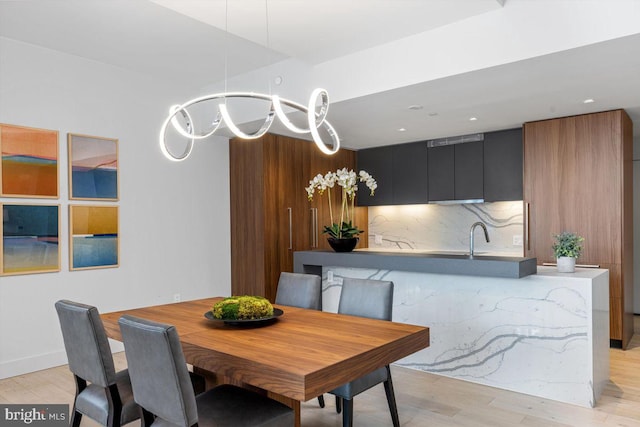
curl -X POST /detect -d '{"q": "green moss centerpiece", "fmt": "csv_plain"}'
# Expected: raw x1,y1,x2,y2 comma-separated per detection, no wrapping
211,296,274,320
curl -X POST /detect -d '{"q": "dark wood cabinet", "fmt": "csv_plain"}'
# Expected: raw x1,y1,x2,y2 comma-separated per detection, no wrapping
523,110,633,348
484,128,523,201
230,134,366,302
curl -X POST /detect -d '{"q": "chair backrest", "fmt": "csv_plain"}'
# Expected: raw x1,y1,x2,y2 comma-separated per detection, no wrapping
55,300,117,387
338,278,393,321
275,272,322,310
118,315,198,427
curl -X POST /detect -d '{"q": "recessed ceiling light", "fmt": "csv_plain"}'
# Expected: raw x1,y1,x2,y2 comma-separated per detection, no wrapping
469,117,478,121
397,128,407,132
408,105,423,110
583,98,595,104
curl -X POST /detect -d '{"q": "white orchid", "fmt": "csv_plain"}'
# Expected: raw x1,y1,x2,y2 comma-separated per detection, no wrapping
305,168,377,238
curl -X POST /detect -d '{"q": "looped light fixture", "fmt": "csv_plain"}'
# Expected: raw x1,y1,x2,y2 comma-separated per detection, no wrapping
159,88,341,161
159,0,340,161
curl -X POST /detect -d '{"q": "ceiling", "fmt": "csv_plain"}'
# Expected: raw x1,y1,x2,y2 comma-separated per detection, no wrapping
1,0,639,150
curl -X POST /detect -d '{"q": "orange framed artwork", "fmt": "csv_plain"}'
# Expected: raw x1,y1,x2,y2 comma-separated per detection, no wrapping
0,124,59,198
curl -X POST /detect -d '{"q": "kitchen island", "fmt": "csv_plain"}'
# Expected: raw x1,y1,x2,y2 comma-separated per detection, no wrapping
293,250,609,408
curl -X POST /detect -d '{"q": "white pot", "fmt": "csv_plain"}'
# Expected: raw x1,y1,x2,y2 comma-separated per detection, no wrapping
557,256,576,273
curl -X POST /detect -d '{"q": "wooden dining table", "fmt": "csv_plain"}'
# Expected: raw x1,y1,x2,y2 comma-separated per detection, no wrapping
101,297,430,426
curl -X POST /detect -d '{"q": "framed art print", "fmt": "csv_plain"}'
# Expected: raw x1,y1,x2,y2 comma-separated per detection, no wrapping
1,204,60,275
70,205,119,270
0,124,59,198
68,133,118,200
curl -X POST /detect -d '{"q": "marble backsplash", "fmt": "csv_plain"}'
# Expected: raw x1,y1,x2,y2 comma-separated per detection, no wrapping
367,201,524,256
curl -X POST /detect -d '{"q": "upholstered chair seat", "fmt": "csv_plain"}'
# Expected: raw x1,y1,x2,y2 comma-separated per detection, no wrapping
74,370,139,426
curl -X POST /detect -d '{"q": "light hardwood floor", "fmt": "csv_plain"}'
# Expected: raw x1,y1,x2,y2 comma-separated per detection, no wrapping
3,330,640,426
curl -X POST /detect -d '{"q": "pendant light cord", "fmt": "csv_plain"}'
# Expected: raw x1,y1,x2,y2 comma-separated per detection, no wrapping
265,0,271,95
224,0,229,96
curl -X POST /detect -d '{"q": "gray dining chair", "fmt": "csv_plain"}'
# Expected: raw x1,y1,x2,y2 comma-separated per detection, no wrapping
275,271,326,408
329,278,399,427
118,314,294,427
55,300,140,427
275,272,322,311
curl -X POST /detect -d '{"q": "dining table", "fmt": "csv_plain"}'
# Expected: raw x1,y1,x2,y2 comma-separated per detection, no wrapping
101,297,430,427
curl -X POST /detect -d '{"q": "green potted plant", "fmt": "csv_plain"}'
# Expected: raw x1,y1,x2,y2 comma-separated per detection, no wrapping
552,231,584,273
305,168,377,252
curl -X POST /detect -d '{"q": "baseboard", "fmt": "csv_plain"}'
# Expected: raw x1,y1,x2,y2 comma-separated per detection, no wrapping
610,339,623,349
0,339,124,380
0,350,68,380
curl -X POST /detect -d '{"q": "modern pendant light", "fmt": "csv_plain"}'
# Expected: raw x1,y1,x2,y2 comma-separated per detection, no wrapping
159,0,340,162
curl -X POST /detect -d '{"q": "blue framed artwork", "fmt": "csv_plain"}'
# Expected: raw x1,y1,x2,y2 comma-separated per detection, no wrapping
69,205,119,270
1,203,60,275
68,133,118,200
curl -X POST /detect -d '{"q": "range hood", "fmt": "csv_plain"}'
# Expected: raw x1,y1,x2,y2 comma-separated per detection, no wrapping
429,199,484,205
426,132,484,148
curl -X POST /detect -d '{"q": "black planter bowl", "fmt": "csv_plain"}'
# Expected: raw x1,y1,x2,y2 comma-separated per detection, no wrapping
327,237,359,252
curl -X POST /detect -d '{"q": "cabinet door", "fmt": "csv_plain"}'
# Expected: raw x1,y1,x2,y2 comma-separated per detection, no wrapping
230,136,268,298
484,128,523,201
523,119,561,262
392,142,428,204
428,145,454,201
356,146,393,206
523,112,623,264
454,141,483,200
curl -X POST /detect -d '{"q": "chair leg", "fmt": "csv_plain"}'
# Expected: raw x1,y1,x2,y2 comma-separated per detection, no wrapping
335,396,342,413
383,366,400,427
341,398,353,427
70,410,82,427
317,395,325,408
140,408,155,427
106,384,123,427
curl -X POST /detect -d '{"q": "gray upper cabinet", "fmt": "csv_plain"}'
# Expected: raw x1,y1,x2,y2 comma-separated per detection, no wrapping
356,145,393,206
391,141,428,204
454,141,483,200
483,128,523,201
427,145,455,201
357,142,428,206
428,142,483,201
357,128,522,206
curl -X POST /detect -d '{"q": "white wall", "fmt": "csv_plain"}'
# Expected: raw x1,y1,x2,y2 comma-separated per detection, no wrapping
0,37,231,378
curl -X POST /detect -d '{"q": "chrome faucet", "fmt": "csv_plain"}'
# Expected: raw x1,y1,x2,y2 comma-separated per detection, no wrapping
469,221,490,256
